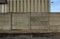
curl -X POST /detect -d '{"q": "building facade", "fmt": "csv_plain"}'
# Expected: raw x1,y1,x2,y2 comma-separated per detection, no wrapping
0,0,60,33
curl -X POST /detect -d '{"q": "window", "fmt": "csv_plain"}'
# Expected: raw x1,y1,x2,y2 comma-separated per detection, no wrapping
50,0,60,12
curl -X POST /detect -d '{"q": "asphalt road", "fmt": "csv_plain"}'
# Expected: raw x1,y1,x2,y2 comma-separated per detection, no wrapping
0,35,60,39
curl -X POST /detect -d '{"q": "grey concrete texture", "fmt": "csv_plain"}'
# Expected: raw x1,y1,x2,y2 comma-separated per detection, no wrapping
50,13,60,25
12,13,30,29
0,13,11,30
31,13,48,26
0,12,60,32
12,13,49,30
31,13,49,30
49,13,60,32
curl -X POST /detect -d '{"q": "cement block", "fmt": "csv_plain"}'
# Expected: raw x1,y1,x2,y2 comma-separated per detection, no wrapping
12,13,30,29
0,13,11,30
49,16,60,25
31,13,49,26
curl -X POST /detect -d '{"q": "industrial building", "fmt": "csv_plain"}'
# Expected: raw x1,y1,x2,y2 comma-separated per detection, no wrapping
0,0,60,36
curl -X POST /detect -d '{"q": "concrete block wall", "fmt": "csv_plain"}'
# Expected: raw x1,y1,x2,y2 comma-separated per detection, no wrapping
0,0,60,33
11,12,49,33
0,12,60,33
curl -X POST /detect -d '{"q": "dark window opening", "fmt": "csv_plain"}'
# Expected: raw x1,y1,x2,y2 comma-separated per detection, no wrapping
0,0,7,4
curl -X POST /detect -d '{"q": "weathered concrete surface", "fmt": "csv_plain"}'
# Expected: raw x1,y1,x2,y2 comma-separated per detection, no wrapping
49,13,60,32
50,13,60,25
11,12,49,32
31,13,49,32
12,13,30,29
0,13,11,30
0,13,60,33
